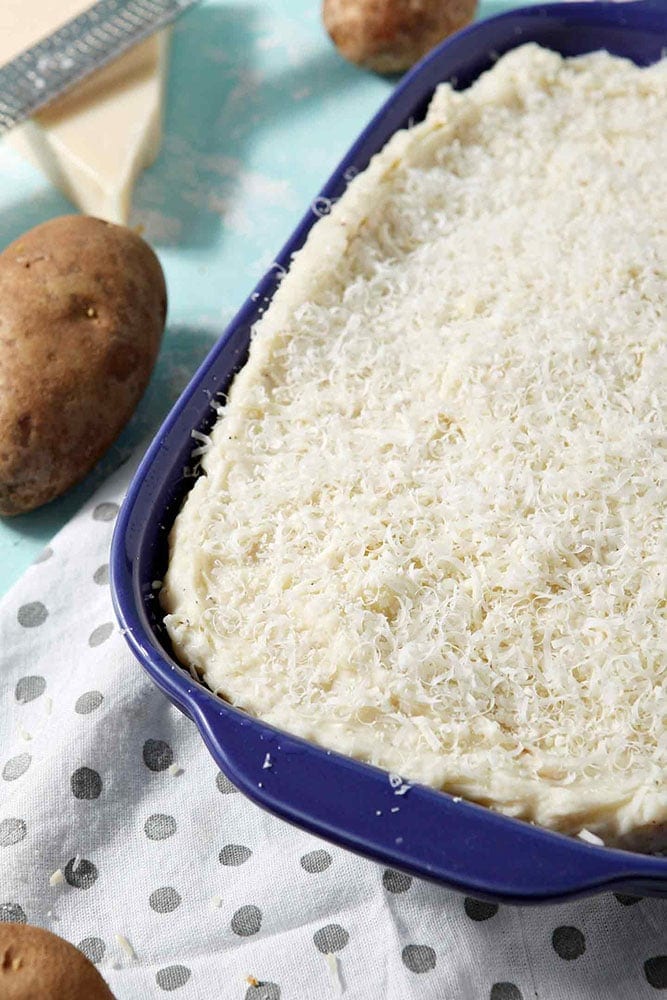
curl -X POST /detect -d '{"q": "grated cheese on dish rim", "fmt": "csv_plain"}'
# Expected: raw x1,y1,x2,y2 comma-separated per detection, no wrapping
162,45,667,851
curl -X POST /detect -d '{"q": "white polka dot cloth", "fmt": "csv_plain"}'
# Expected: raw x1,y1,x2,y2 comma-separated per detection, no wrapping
0,457,665,999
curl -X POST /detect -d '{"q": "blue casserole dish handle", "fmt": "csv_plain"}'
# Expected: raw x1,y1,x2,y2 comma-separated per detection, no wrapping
112,0,667,903
186,689,667,903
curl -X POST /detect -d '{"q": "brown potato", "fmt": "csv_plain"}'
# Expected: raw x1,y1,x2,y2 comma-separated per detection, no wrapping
0,215,167,515
0,922,115,998
323,0,477,74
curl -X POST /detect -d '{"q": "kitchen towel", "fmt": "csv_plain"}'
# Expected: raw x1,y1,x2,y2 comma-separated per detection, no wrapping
0,456,665,1000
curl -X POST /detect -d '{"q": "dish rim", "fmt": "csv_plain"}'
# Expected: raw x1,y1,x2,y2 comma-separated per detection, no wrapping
111,0,667,904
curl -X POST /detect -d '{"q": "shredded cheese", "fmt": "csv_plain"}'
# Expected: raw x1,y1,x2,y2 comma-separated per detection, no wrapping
577,828,605,847
162,45,667,851
325,953,343,996
114,933,136,960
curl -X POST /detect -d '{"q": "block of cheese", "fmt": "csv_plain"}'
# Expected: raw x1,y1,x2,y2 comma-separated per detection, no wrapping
0,1,169,223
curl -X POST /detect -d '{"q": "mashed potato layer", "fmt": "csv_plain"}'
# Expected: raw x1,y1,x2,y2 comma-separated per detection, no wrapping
162,45,667,850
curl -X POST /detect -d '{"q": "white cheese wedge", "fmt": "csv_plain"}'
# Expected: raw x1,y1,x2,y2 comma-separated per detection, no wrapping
0,0,169,223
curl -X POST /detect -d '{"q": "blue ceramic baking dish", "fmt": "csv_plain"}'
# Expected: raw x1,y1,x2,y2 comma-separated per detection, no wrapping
111,0,667,904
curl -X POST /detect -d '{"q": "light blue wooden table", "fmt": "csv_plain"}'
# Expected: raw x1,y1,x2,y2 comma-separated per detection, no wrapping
0,0,508,598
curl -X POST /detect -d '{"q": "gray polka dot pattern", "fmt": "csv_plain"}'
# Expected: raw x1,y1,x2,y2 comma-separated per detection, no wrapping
93,563,109,585
156,965,191,991
64,857,98,890
17,602,48,628
71,767,102,800
313,924,349,954
150,887,182,913
78,937,105,964
2,753,31,782
145,814,177,840
382,869,412,893
75,691,104,714
231,905,262,937
143,740,173,772
215,771,238,794
0,819,27,847
490,984,523,1000
402,944,436,973
464,897,499,921
219,844,252,866
15,675,46,703
300,850,332,874
88,622,114,647
644,956,667,989
92,502,119,522
552,926,586,961
0,903,26,923
246,983,280,1000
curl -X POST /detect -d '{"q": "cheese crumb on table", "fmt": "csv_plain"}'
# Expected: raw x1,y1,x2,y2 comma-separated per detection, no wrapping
325,952,343,995
162,45,667,851
114,933,136,960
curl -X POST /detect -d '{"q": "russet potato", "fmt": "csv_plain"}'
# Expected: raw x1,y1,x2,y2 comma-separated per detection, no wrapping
323,0,477,74
0,922,115,999
0,215,167,515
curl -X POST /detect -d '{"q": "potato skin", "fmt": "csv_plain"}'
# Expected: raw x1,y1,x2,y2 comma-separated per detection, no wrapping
323,0,477,74
0,215,167,515
0,922,115,999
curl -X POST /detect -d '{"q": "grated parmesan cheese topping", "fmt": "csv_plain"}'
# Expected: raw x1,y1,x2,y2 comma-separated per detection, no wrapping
162,45,667,850
577,828,605,847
